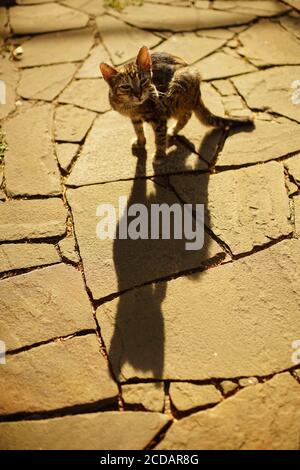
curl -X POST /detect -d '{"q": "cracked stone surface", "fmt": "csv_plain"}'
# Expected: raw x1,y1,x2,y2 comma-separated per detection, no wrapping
58,79,110,113
1,0,300,450
55,105,95,143
232,66,300,124
10,3,89,34
171,162,292,255
217,119,300,167
18,28,94,67
0,334,118,415
98,240,300,380
18,63,76,101
0,412,170,450
169,383,222,411
122,383,165,412
0,198,67,241
156,374,300,450
0,243,60,274
96,15,161,65
0,264,94,350
3,104,61,197
67,179,224,299
238,20,300,66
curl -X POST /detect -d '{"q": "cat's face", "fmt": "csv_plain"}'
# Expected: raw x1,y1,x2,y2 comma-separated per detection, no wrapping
100,46,153,104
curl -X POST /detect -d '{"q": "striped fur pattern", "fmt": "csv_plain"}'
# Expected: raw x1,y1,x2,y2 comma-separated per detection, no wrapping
100,47,253,163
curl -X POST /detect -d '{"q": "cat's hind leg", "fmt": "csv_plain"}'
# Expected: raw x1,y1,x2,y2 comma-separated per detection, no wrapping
168,111,192,141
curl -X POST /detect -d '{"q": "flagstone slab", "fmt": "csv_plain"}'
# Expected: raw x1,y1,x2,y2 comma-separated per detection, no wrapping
98,240,300,380
154,33,226,64
195,50,255,80
67,179,224,300
55,143,79,171
0,198,67,241
114,4,256,31
169,383,222,411
0,263,95,350
10,3,89,34
3,104,61,197
0,243,60,274
76,43,110,78
96,15,161,65
171,162,292,255
0,411,170,450
157,374,300,450
58,78,110,113
55,105,96,143
213,1,290,16
0,58,19,120
122,383,165,412
58,236,80,263
232,66,300,123
0,334,118,415
217,119,300,167
66,112,212,187
18,63,76,101
18,28,94,67
284,154,300,184
238,20,300,66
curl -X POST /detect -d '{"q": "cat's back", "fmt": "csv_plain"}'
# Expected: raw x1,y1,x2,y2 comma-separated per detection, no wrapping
151,52,188,93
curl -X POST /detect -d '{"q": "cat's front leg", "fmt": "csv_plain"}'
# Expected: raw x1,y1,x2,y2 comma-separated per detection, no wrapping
151,120,167,164
131,119,146,150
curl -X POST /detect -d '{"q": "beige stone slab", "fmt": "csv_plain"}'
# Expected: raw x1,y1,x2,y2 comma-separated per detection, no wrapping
55,105,95,142
67,179,224,299
98,240,300,380
284,154,300,184
294,196,300,237
0,411,170,450
3,104,61,197
76,43,110,78
0,58,18,120
55,143,79,171
238,20,300,66
66,111,211,187
61,0,106,16
213,1,289,16
10,3,89,34
217,119,300,167
233,66,300,123
58,236,80,263
18,63,76,101
0,198,67,241
172,162,292,255
18,28,94,67
157,374,300,449
122,383,165,412
0,263,95,350
96,14,161,66
212,79,237,96
195,51,255,80
169,383,222,411
58,78,110,113
0,243,60,274
114,4,256,31
0,334,118,415
154,33,226,64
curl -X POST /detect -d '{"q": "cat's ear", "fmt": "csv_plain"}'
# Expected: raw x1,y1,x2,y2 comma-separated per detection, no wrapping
99,63,118,82
136,46,152,71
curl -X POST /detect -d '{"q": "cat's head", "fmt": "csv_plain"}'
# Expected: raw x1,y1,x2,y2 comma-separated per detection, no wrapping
99,46,153,104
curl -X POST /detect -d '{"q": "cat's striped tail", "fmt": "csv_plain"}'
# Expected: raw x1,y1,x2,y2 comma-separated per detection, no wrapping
194,96,254,128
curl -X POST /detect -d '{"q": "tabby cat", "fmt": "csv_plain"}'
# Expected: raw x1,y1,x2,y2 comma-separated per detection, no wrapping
100,46,252,164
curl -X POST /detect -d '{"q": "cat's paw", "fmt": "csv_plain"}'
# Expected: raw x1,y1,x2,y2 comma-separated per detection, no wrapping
131,137,146,157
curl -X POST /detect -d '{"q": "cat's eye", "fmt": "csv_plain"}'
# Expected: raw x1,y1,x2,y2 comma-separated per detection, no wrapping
119,84,131,91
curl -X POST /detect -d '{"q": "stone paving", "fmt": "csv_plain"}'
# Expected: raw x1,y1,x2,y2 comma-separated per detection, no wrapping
0,0,300,450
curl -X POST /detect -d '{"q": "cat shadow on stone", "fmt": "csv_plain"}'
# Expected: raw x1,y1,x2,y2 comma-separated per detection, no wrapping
107,128,225,384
